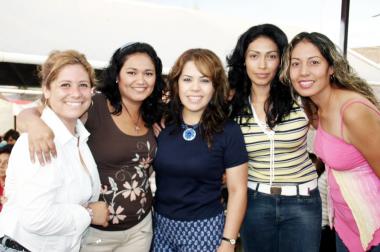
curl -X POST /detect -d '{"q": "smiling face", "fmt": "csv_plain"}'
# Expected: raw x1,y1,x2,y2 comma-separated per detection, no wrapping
245,36,280,88
289,40,334,99
178,60,215,122
43,64,92,132
117,53,156,105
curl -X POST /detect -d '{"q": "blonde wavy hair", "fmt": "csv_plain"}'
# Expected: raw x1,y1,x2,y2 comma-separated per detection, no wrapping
280,32,379,119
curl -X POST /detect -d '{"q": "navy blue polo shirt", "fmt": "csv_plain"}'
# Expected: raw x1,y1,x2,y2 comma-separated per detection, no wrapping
153,120,248,221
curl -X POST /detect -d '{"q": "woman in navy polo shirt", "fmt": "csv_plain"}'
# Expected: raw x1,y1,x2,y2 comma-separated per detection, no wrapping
152,48,248,252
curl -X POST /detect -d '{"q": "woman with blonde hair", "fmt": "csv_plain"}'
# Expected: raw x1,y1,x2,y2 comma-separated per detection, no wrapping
0,50,108,252
281,31,380,252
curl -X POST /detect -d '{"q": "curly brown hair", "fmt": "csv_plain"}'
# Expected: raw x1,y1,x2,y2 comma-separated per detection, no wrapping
166,48,229,147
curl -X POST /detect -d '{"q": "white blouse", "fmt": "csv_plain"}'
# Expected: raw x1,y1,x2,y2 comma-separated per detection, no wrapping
0,107,100,252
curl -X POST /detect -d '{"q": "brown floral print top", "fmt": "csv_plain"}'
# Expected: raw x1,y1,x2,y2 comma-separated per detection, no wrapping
86,94,156,231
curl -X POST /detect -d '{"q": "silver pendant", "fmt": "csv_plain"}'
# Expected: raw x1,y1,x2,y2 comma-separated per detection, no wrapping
183,127,196,141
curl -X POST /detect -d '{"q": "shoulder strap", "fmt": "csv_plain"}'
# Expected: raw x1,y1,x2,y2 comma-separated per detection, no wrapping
340,98,380,138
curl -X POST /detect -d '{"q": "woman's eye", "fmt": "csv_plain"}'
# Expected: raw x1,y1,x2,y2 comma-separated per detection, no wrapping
268,54,278,60
310,60,320,65
200,78,211,83
127,71,136,76
249,54,258,59
79,83,90,88
290,62,299,67
145,72,154,77
61,83,70,87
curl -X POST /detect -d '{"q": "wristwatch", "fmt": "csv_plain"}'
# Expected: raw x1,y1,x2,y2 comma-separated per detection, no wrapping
222,236,236,245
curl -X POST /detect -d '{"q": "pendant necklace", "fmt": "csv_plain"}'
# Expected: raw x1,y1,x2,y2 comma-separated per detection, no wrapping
181,123,199,141
121,101,141,132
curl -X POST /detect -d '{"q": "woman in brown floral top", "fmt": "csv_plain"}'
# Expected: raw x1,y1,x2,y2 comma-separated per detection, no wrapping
18,42,165,251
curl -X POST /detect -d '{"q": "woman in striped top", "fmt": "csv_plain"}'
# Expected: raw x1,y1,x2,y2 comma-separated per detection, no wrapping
227,24,321,252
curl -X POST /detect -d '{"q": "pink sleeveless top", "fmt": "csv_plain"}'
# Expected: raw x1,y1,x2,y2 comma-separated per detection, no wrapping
314,99,380,252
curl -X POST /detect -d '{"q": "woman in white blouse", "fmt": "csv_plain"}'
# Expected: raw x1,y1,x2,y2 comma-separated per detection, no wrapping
0,50,109,252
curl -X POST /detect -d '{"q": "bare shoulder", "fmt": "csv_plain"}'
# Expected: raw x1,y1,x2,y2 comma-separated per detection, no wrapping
338,89,373,113
343,102,378,123
341,104,379,139
336,88,377,124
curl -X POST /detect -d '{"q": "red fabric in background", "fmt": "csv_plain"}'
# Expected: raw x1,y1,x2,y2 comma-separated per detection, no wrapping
0,184,3,212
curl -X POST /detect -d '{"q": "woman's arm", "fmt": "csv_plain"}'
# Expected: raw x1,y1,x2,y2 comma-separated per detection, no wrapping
17,107,56,165
217,162,248,252
342,103,380,178
18,107,88,165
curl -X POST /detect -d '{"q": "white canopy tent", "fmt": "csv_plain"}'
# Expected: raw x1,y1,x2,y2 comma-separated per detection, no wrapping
0,0,379,83
0,0,303,72
1,0,379,132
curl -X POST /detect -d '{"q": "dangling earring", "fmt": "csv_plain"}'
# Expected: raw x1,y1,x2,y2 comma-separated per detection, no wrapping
330,74,335,82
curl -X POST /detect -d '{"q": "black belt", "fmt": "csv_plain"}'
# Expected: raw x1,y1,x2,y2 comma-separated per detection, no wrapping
0,236,31,252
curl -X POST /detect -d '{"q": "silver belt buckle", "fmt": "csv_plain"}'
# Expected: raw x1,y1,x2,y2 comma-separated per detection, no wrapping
270,187,282,195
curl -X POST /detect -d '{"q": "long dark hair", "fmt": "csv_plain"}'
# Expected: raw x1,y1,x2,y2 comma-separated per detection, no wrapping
166,48,229,147
227,24,293,128
98,42,164,126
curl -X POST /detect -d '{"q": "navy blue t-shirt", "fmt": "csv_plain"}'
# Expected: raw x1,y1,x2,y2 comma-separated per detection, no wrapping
153,120,248,221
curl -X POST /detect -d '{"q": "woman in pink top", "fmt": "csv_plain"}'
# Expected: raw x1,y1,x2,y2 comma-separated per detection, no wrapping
280,32,380,252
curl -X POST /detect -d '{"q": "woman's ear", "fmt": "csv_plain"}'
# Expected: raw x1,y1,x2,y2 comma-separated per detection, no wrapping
42,85,51,101
328,66,334,76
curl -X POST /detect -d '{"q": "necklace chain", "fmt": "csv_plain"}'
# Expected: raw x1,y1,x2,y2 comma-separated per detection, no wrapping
121,101,141,132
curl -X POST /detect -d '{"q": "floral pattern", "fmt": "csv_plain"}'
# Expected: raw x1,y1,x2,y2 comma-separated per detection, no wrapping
100,140,155,225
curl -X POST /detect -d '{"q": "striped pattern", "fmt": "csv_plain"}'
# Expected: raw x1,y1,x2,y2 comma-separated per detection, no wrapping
318,171,329,227
238,104,317,185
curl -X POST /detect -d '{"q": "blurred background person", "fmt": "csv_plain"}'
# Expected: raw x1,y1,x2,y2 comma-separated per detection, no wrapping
0,144,13,212
0,129,20,147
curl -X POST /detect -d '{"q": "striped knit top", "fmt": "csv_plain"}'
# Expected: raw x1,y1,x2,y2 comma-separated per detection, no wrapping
237,102,317,185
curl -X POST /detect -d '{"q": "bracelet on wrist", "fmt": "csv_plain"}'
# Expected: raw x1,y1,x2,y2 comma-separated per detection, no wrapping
222,236,236,245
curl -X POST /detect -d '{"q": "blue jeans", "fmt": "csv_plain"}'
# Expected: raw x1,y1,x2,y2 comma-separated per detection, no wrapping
240,188,322,252
336,232,380,252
